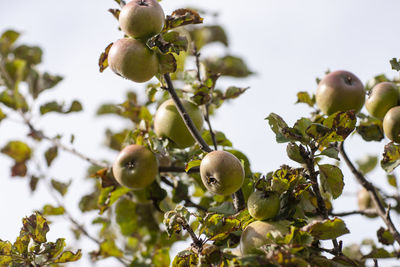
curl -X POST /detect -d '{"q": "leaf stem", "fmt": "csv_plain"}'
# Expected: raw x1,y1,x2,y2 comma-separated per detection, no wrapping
338,141,400,245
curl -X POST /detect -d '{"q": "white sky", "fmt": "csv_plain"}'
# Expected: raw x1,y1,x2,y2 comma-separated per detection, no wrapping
1,0,400,266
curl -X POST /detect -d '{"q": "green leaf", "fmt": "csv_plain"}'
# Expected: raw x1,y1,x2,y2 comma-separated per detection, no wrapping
42,204,65,216
1,140,31,163
0,240,12,266
295,91,315,107
356,115,384,142
390,58,400,72
5,59,26,87
185,159,201,172
162,31,188,53
54,249,82,263
202,130,233,147
318,164,344,199
153,248,170,267
386,174,397,188
40,100,83,115
224,86,248,100
286,142,306,163
319,147,339,160
172,249,199,267
157,53,177,74
190,25,228,49
172,181,189,203
115,198,137,236
0,107,6,122
302,218,349,240
28,70,63,99
355,155,378,175
163,9,203,31
0,89,28,111
266,113,290,143
381,142,400,173
203,55,252,78
14,45,42,65
44,146,58,166
208,202,235,216
377,227,395,245
99,239,123,258
284,226,313,246
0,29,20,54
51,179,71,196
199,213,241,241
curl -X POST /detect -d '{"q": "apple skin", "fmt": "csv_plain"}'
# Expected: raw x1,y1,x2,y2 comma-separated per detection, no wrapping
316,70,365,115
108,38,158,83
247,190,280,220
383,106,400,143
112,144,158,189
366,82,399,119
119,0,165,39
240,221,288,255
200,150,244,196
154,99,204,148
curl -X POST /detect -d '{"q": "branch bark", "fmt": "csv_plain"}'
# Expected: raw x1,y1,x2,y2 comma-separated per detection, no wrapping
338,141,400,246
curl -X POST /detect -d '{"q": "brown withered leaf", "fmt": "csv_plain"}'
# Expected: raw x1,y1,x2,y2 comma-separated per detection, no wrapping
164,9,203,31
108,8,120,20
99,43,113,73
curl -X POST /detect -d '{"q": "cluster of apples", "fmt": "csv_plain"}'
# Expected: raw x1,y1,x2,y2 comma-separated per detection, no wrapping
107,0,165,83
316,70,400,143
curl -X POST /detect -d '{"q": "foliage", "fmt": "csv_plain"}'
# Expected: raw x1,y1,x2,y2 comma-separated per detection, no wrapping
1,1,400,266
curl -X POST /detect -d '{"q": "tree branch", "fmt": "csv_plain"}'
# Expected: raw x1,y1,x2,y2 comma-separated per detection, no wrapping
330,209,378,217
159,165,199,174
163,73,212,153
204,103,218,151
338,141,400,246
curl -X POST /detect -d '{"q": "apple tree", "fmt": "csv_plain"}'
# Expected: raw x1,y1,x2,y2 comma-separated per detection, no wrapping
1,0,400,266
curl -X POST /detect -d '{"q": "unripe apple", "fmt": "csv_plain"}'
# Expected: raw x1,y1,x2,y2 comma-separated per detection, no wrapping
108,38,158,83
366,82,399,119
316,70,365,115
247,190,280,220
383,106,400,143
240,221,288,255
112,144,158,189
119,0,165,39
154,99,203,148
200,150,244,196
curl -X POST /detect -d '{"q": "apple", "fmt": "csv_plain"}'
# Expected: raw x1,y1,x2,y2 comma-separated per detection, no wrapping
154,99,204,148
119,0,165,39
316,70,365,115
200,150,244,196
108,38,158,83
383,106,400,143
247,190,280,220
240,220,288,255
366,82,399,119
112,144,158,189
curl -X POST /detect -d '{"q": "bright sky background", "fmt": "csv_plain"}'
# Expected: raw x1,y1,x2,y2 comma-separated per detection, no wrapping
1,0,400,266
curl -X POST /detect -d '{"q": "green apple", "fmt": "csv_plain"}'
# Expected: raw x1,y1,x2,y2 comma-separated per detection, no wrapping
154,99,203,148
316,70,365,115
383,106,400,143
366,82,399,119
240,220,288,255
112,144,158,189
200,150,244,196
247,190,280,220
108,38,158,83
119,0,165,39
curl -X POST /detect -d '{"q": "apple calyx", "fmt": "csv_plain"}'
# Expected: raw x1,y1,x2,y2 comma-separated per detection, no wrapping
139,0,149,6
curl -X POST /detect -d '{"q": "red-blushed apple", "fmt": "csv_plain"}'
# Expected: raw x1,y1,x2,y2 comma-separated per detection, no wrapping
108,38,158,83
316,70,365,115
383,106,400,143
119,0,165,39
200,150,244,196
366,82,399,119
112,144,158,189
154,99,203,148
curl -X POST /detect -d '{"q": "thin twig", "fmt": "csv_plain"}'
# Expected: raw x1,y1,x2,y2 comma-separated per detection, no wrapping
163,73,212,153
339,141,400,246
330,209,378,217
204,103,218,151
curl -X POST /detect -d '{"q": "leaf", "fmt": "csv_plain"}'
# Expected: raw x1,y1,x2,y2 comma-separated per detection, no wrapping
0,29,20,54
302,218,349,240
11,162,27,177
22,212,50,244
42,204,65,216
54,249,82,263
390,58,400,72
5,59,26,87
153,248,170,267
199,213,241,241
377,227,394,245
115,198,137,236
99,43,113,72
355,155,378,175
40,100,83,115
14,45,43,65
386,173,397,188
356,115,384,142
27,70,63,99
318,164,344,199
172,249,199,267
296,91,315,107
158,53,177,74
319,147,339,160
1,140,31,163
202,130,233,147
51,179,71,196
203,55,253,78
185,159,201,172
266,113,290,143
223,86,249,100
0,89,28,111
44,146,58,166
208,202,236,216
190,25,228,49
108,8,120,20
164,9,203,31
381,142,400,173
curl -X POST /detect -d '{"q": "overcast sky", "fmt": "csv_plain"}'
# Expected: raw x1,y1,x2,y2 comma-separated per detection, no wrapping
1,0,400,266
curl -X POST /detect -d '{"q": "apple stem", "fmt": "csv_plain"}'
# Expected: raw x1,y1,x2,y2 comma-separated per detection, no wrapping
138,0,148,6
339,141,400,246
163,73,212,153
